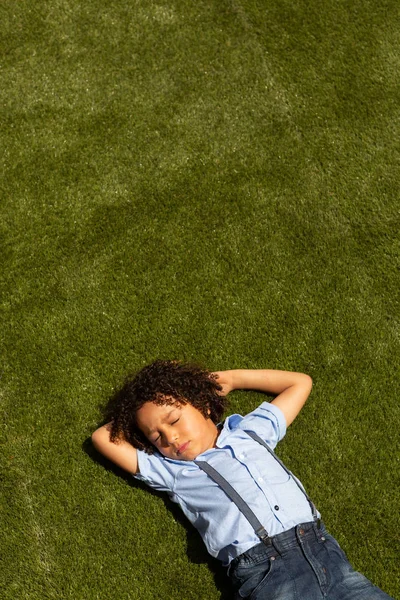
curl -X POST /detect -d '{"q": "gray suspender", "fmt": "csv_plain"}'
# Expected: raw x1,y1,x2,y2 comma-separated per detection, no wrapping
195,452,272,544
194,430,320,546
245,431,319,524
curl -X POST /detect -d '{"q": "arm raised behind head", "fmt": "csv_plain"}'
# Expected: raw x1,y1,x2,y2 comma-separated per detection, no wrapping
212,369,312,428
92,423,139,474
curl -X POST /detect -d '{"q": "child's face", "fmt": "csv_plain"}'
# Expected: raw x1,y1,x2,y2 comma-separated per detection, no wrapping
136,400,219,461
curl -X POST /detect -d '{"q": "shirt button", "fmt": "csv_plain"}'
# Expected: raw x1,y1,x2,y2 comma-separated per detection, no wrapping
239,454,245,459
258,477,263,483
274,505,279,511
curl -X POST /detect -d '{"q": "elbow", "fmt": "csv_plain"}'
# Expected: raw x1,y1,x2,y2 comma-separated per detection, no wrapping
303,374,313,395
91,424,112,452
91,428,103,451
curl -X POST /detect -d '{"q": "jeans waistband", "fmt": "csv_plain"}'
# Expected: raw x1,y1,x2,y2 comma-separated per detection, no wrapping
229,521,326,572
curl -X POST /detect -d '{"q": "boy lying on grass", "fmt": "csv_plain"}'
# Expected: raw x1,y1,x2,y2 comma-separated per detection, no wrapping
92,360,393,599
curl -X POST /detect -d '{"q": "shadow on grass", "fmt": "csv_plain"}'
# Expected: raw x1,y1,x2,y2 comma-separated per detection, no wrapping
83,436,233,600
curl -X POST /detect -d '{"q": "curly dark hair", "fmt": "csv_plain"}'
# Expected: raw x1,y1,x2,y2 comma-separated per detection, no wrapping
104,360,228,454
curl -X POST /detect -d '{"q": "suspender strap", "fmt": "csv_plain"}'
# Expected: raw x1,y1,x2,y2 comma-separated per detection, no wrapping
244,430,320,525
195,429,321,544
194,459,271,544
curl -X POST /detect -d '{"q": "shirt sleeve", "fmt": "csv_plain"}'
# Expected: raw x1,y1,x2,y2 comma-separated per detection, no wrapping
238,401,287,449
134,449,175,493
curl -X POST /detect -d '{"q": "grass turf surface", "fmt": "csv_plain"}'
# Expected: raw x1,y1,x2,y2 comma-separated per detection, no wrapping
1,0,399,598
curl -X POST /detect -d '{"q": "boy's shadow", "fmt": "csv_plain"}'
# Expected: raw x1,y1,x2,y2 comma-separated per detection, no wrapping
83,437,233,600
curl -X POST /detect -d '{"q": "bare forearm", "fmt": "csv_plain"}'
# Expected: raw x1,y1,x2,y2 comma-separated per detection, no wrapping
214,369,312,427
92,423,139,474
215,369,309,393
238,369,310,394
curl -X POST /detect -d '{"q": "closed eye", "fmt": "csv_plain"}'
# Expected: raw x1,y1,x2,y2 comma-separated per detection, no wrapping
152,418,180,443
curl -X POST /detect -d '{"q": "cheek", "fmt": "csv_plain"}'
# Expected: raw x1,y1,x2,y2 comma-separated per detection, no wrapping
194,415,210,433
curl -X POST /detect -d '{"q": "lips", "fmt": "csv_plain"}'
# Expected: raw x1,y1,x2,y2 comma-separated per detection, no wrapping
177,441,190,455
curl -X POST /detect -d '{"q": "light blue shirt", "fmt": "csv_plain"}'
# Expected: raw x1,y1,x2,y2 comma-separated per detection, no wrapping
135,402,318,565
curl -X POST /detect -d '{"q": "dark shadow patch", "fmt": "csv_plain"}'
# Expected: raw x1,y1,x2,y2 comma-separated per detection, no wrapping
83,435,233,600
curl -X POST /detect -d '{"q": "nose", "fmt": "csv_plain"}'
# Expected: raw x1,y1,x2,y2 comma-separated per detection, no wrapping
163,430,178,446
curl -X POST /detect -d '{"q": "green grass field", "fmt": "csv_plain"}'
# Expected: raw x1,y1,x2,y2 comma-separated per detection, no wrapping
1,0,399,598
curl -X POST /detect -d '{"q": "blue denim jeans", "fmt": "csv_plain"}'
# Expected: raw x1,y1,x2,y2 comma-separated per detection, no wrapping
227,521,393,600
